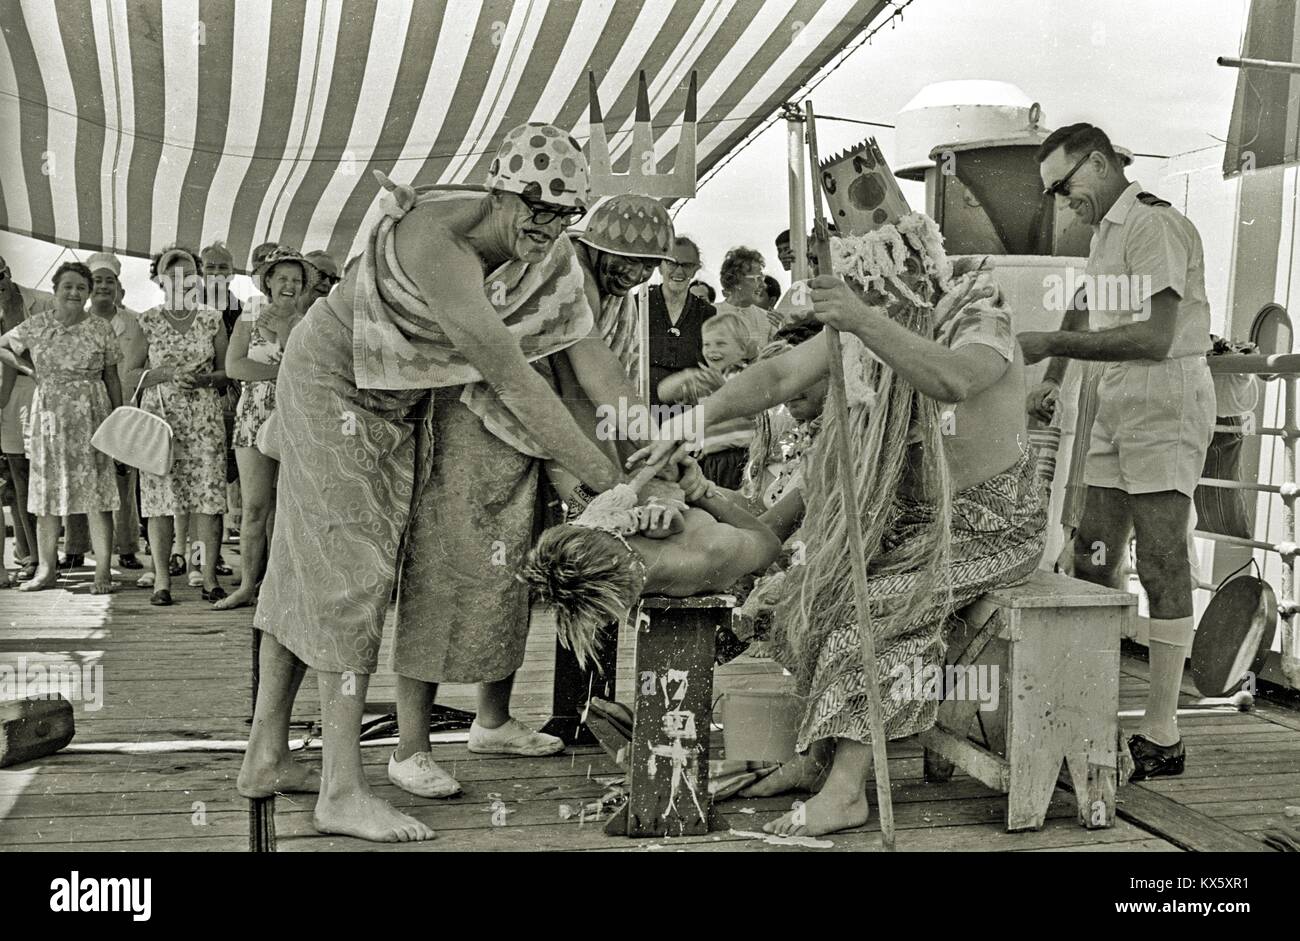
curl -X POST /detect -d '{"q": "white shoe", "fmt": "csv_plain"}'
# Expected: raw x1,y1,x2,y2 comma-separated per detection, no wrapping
467,718,564,757
187,570,204,587
387,751,462,798
137,571,155,587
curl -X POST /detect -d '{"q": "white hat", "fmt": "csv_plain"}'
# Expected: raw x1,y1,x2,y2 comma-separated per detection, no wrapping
86,252,122,277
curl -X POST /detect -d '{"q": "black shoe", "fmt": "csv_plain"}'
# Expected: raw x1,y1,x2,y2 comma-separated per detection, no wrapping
202,585,227,603
150,589,174,607
214,555,233,577
168,553,186,577
1128,734,1185,781
118,553,143,570
58,553,85,570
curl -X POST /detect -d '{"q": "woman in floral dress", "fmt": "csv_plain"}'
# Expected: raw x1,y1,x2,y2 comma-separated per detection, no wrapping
213,248,315,610
124,247,229,606
0,262,122,592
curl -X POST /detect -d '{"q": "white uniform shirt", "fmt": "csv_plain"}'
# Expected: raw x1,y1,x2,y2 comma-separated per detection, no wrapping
1084,181,1211,360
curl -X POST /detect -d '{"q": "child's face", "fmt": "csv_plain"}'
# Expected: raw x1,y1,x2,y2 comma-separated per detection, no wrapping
702,329,746,370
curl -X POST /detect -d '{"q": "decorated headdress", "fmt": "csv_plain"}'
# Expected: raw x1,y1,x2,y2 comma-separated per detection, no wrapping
586,70,697,199
575,194,676,260
486,123,590,209
819,137,912,236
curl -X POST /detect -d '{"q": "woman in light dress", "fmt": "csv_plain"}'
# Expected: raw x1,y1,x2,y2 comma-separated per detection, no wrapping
0,262,122,592
213,248,316,610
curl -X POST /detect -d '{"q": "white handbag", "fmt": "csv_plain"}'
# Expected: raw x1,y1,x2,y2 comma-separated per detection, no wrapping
91,370,174,476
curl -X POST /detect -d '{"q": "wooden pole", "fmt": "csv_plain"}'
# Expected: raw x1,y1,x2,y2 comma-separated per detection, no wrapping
785,105,809,283
804,100,897,850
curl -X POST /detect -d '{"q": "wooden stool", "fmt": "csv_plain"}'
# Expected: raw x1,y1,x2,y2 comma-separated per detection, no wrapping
583,595,733,838
918,570,1134,832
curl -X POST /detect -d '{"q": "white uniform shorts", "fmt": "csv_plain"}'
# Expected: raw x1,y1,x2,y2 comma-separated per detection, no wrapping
1085,357,1215,497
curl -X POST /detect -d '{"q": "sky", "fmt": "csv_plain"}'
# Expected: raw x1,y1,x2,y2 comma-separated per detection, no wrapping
0,0,1252,308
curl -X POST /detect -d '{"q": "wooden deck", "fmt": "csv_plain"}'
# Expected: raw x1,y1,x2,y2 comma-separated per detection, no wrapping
1,550,1295,852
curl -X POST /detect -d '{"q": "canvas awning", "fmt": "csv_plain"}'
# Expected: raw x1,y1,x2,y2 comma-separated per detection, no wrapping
0,0,889,268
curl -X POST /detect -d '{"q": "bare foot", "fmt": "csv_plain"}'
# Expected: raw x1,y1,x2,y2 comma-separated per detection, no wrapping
746,641,773,660
92,568,114,594
740,751,828,798
237,755,322,798
212,586,257,610
18,567,58,591
764,790,870,837
313,790,436,843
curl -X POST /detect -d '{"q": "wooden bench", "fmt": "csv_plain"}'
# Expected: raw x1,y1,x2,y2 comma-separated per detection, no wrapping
918,570,1135,832
547,595,733,838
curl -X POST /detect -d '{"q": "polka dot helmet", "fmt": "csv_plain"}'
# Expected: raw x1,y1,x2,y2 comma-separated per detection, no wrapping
574,195,675,261
485,123,590,209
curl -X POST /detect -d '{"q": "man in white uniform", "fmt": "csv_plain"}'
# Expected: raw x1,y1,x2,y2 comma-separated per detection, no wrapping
1019,123,1215,781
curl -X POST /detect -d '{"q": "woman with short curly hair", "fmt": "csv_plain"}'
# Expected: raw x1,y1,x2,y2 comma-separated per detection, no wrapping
0,261,122,592
716,246,774,348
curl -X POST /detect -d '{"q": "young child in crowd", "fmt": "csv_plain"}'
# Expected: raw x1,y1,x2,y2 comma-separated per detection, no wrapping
658,312,758,489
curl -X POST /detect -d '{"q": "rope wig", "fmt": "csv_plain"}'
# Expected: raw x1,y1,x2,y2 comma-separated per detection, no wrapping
774,213,956,699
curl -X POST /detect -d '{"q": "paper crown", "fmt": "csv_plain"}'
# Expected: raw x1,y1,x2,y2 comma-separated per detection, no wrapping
586,70,697,199
819,137,912,236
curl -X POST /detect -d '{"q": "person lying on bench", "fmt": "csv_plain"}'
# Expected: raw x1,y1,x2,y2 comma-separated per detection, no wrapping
519,455,783,669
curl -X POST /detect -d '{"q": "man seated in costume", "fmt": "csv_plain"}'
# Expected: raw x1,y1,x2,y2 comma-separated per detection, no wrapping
239,124,648,843
631,214,1047,837
519,455,784,669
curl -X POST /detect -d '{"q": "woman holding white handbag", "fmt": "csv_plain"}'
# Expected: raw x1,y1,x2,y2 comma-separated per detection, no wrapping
0,261,122,593
124,247,229,606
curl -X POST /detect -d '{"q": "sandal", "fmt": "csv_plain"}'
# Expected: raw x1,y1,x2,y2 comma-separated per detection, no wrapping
201,585,227,602
150,589,174,607
17,562,37,581
168,554,186,577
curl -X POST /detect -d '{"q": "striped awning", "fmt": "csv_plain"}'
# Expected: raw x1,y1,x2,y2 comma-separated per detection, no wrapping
0,0,888,269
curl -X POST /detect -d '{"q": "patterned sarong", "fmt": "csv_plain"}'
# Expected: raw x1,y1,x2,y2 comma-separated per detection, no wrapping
354,173,593,457
777,446,1047,751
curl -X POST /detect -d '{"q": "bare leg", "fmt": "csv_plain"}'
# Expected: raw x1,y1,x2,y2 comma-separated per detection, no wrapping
195,512,220,592
88,511,114,593
237,633,317,795
311,669,436,842
18,515,59,590
148,515,174,593
765,737,872,837
741,738,833,797
394,675,437,762
213,448,274,609
476,673,515,728
1132,491,1196,746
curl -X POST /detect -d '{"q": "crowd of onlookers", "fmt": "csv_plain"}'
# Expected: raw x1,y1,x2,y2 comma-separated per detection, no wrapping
0,224,823,601
0,241,338,606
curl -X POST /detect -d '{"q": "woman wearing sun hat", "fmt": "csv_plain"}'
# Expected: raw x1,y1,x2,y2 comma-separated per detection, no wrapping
212,248,316,611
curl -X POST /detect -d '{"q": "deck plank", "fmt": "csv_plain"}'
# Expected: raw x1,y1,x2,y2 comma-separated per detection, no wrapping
2,544,1292,852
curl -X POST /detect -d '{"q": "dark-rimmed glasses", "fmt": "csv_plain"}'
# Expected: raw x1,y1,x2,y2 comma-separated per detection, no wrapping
1043,151,1097,199
662,259,700,272
522,198,587,227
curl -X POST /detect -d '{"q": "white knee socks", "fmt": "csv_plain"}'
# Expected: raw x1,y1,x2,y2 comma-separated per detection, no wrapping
1143,616,1194,745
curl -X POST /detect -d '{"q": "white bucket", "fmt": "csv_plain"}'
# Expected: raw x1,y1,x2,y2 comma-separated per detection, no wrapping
720,690,801,764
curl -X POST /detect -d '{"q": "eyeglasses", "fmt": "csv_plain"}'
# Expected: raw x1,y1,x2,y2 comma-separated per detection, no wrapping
521,198,587,227
1043,151,1095,199
663,260,700,271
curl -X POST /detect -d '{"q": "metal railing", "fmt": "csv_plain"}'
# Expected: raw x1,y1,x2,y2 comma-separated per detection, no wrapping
1188,353,1300,687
